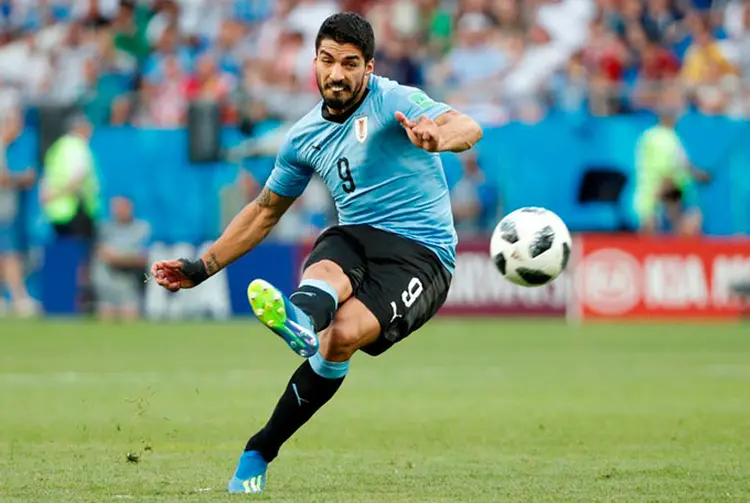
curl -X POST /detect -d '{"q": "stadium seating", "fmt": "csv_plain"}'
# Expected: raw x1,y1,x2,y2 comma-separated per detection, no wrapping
5,116,749,248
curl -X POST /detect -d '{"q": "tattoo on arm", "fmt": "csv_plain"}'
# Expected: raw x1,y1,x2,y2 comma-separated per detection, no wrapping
205,252,221,275
254,187,296,217
256,187,273,208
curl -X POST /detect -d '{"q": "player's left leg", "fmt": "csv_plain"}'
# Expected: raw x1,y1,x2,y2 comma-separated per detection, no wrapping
228,297,380,494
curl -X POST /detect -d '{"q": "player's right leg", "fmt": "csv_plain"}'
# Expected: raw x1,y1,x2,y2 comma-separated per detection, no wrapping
247,260,353,358
247,228,361,358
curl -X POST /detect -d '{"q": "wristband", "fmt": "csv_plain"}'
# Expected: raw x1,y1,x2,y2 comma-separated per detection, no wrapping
179,258,209,285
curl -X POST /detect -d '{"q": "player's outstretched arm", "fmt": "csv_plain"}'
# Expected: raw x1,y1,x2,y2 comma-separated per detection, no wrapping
395,110,482,154
151,187,294,291
199,187,294,273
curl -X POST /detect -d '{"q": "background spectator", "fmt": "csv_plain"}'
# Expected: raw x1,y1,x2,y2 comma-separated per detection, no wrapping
0,0,745,251
40,114,99,312
451,151,500,239
0,110,36,317
634,89,711,235
40,114,98,240
91,195,150,321
0,0,745,126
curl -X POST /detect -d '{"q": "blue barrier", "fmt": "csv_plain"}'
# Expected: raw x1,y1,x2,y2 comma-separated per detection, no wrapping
39,238,88,315
225,242,299,315
5,115,750,249
39,239,300,315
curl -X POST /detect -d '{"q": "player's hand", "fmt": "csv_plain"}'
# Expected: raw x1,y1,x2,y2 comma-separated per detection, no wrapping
150,259,204,292
395,111,441,153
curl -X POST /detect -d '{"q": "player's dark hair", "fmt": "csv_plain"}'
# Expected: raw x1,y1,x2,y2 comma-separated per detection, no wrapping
315,12,375,62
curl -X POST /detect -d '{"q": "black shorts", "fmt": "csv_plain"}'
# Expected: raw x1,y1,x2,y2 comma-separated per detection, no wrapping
304,225,452,356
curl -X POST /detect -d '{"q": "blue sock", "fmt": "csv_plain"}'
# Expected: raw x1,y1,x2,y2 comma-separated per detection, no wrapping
308,352,350,379
288,279,338,332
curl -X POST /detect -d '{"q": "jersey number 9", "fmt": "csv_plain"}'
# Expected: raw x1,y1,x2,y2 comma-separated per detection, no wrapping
337,157,356,194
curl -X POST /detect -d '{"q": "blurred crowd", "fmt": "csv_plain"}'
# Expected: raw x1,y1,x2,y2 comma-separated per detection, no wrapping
0,0,745,317
1,0,749,127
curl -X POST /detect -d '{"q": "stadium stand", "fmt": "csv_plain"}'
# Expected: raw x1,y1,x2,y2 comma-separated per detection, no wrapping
0,0,748,248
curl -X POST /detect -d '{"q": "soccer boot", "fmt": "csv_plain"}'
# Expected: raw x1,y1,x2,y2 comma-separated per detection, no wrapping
227,450,268,494
247,278,319,357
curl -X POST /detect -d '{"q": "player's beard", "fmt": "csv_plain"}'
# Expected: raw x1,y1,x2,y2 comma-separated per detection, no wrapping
318,73,367,114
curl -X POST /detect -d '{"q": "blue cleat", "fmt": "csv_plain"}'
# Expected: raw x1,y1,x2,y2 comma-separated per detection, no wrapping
247,279,319,358
227,450,268,494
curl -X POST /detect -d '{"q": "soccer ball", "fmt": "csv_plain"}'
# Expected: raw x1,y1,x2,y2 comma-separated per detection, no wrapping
490,207,572,287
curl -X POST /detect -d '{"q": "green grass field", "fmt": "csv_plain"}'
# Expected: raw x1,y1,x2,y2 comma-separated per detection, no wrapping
0,318,748,502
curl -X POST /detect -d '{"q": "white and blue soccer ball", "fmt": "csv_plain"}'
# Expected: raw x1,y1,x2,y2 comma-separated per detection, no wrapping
490,207,572,287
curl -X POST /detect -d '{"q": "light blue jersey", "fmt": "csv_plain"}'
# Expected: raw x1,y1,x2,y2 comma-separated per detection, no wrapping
266,75,458,273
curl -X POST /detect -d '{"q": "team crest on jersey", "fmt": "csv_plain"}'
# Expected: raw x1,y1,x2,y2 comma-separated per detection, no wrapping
354,116,368,143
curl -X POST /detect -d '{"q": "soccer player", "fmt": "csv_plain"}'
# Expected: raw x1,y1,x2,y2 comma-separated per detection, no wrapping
151,12,483,494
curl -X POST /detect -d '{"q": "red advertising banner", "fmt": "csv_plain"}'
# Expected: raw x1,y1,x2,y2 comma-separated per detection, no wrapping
573,234,750,320
440,239,568,317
